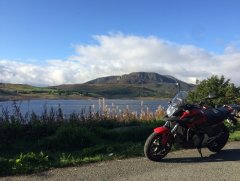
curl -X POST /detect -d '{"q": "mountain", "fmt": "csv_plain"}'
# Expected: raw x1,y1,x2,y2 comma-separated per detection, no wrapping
55,72,195,98
0,72,195,100
86,72,178,84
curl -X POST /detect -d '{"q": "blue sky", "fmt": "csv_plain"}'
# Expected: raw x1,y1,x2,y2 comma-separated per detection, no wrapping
0,0,240,85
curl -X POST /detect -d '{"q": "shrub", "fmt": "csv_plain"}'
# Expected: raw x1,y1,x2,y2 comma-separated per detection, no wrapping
0,152,50,175
41,126,97,151
0,157,13,175
103,125,153,142
13,152,49,174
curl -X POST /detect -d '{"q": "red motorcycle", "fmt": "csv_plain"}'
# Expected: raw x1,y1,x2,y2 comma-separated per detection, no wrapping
144,91,239,161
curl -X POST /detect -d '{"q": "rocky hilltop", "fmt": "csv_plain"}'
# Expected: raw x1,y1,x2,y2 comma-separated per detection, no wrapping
86,72,180,84
55,72,194,98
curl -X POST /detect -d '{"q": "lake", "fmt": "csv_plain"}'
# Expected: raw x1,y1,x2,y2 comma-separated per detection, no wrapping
0,99,169,118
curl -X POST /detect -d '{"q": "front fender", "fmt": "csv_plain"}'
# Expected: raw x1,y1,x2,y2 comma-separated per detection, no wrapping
154,126,170,134
154,126,171,145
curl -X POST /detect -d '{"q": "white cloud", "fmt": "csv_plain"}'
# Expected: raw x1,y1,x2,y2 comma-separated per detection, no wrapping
1,33,240,86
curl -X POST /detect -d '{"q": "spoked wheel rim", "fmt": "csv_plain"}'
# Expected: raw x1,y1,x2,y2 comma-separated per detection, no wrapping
149,135,172,157
144,131,173,161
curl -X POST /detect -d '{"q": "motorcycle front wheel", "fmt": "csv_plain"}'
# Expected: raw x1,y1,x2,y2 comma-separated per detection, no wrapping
207,125,229,153
144,132,172,161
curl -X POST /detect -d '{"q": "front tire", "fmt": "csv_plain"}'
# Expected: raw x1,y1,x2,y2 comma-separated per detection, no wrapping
144,132,172,161
207,125,229,153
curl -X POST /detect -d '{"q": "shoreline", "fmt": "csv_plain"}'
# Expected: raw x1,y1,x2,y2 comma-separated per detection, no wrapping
0,95,170,102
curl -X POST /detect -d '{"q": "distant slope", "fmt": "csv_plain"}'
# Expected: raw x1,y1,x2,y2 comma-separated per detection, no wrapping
54,72,195,98
0,83,62,101
0,72,195,100
86,72,178,84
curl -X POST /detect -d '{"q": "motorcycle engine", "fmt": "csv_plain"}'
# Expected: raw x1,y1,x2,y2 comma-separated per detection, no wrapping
186,128,201,147
175,127,203,148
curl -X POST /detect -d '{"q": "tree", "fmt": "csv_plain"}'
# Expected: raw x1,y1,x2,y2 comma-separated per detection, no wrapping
187,75,240,106
195,78,200,85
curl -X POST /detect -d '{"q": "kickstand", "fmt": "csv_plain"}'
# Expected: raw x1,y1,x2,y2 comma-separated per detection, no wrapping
197,148,203,158
197,134,204,158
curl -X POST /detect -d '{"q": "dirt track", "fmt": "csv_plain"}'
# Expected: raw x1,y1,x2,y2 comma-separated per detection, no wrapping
2,141,240,181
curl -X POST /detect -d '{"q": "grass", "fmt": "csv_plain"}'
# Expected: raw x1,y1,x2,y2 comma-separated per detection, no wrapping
0,122,158,175
0,100,165,176
228,121,240,141
229,131,240,141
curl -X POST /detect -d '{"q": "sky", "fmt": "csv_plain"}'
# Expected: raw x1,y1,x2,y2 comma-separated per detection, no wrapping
0,0,240,86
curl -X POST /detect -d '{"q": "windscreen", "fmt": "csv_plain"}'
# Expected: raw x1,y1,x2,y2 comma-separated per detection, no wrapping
166,91,188,117
171,91,188,107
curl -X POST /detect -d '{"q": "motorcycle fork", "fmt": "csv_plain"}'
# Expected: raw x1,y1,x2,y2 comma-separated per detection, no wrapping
158,121,178,145
166,122,179,143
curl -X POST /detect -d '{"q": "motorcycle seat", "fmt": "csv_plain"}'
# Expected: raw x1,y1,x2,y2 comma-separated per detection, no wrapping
203,108,229,125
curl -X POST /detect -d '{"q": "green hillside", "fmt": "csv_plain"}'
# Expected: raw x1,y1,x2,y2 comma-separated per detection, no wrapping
53,72,194,98
0,72,195,100
0,83,60,101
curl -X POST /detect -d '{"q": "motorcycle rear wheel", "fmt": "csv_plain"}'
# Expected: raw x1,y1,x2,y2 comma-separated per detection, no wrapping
207,125,229,153
144,132,172,161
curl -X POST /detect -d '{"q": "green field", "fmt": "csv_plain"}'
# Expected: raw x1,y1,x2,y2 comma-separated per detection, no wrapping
0,83,88,101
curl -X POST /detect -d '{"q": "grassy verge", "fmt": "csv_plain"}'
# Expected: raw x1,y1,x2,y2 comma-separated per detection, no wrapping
1,120,240,176
0,119,163,176
0,99,167,176
229,131,240,141
228,123,240,141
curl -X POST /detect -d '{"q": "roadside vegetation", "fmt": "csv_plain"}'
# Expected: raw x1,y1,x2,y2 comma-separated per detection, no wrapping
0,75,240,176
0,100,165,176
0,99,239,176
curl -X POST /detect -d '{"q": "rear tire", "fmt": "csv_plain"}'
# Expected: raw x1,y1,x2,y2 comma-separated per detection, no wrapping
144,132,172,161
207,125,229,153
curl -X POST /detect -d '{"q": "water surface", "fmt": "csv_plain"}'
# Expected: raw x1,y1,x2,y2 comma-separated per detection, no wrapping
0,99,169,118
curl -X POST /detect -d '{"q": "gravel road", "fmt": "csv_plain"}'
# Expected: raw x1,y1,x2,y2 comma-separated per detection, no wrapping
2,141,240,181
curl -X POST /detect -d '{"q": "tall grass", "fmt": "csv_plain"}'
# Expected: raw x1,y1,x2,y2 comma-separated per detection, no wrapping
0,98,166,124
0,99,166,175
